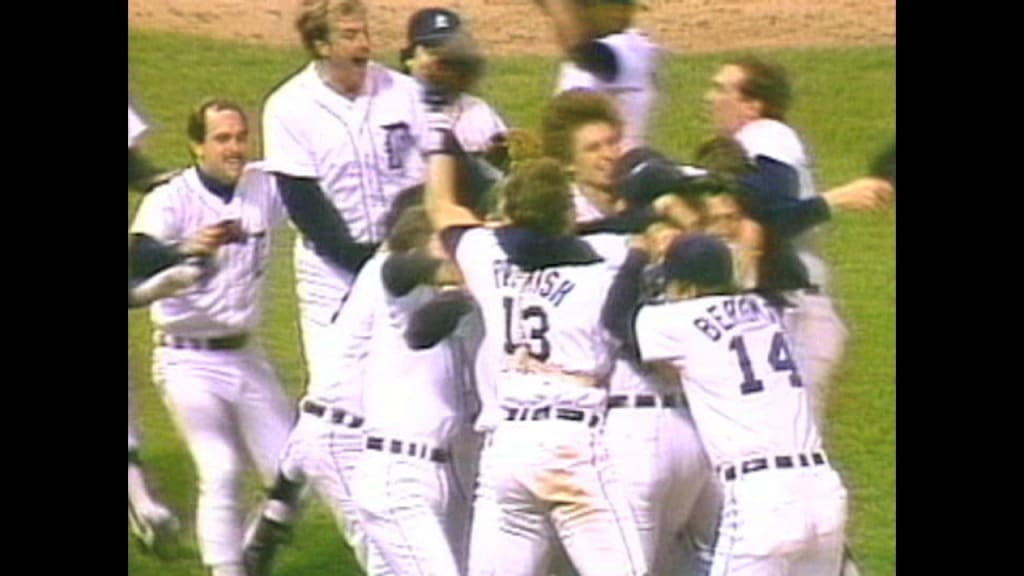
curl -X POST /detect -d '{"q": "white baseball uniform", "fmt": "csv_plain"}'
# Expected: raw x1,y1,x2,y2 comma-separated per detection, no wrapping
448,93,508,155
272,252,386,574
350,262,482,576
577,211,713,576
734,119,848,423
130,164,295,569
451,226,647,576
556,29,660,151
636,293,848,576
262,61,427,397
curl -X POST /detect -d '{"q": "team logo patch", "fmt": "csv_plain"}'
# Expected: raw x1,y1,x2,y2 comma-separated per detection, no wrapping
381,122,413,170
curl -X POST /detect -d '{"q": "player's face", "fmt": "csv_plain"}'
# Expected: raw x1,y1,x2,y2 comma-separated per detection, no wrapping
705,64,759,135
570,121,621,191
323,17,372,91
706,194,744,241
192,108,248,185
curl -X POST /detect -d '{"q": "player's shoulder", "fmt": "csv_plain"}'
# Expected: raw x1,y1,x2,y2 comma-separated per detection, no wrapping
369,62,420,96
264,63,318,111
580,233,630,268
735,119,807,165
145,167,194,200
600,28,658,56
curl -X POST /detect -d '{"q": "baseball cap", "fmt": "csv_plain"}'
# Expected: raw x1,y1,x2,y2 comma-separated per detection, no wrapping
615,147,710,205
407,7,462,48
662,234,734,287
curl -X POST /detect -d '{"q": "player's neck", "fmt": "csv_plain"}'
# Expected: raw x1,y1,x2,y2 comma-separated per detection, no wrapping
577,182,617,216
317,60,368,100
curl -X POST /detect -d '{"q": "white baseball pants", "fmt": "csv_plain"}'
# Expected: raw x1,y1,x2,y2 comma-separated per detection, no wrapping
152,344,294,567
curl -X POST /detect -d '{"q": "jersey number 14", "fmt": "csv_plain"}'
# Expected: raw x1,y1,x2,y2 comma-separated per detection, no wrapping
729,331,803,395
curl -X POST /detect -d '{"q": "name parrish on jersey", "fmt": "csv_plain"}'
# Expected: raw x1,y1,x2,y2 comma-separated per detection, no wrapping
491,260,577,307
691,294,782,343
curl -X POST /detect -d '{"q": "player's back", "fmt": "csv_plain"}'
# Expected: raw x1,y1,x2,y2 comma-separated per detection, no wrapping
454,227,617,411
636,292,821,466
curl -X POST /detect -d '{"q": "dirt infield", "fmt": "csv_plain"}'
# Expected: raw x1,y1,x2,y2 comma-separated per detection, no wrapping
127,0,895,55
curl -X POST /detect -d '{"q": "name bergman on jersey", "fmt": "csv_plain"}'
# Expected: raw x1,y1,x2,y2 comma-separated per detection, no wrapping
692,294,781,342
491,260,576,307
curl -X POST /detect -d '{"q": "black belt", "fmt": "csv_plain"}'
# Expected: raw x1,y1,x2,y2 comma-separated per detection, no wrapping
156,332,249,351
607,393,685,409
503,406,601,428
719,452,828,482
365,436,449,463
301,399,364,428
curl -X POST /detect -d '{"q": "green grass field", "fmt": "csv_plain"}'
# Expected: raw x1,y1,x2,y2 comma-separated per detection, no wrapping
128,30,895,576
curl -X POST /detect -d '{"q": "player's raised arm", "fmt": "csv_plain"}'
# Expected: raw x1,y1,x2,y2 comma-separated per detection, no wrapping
423,111,483,234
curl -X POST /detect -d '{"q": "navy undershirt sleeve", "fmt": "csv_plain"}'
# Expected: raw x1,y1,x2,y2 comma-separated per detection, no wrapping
276,174,377,274
405,291,475,349
601,248,651,361
738,156,831,239
381,251,443,298
569,40,619,83
577,206,658,235
129,234,185,280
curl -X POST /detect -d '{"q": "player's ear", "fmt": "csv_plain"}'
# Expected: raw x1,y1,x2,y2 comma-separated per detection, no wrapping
743,98,764,122
189,140,204,163
313,38,332,59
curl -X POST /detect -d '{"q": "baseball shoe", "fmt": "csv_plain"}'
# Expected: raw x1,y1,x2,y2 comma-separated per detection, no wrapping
128,499,180,559
242,513,293,576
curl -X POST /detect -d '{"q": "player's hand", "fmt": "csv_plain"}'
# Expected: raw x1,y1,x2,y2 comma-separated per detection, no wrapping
180,221,237,256
823,177,894,212
652,193,702,232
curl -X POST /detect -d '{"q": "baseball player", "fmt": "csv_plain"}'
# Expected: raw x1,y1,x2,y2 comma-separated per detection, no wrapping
245,0,427,567
605,233,849,575
424,110,648,576
345,206,481,576
127,99,182,558
539,88,714,575
129,98,295,576
536,0,659,151
401,7,509,156
703,55,892,424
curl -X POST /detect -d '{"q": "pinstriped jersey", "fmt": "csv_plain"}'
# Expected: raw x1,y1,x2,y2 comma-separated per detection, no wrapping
556,29,659,150
263,62,426,323
129,164,285,338
453,227,617,411
636,293,822,466
447,93,508,154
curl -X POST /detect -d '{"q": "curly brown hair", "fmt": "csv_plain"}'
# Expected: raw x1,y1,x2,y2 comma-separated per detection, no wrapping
501,158,573,235
540,89,622,166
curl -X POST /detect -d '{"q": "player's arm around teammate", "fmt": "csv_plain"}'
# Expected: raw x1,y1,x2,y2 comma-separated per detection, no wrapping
129,99,295,576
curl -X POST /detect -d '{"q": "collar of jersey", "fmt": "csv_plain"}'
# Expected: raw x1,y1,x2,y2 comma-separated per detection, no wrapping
196,168,236,204
496,227,603,271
